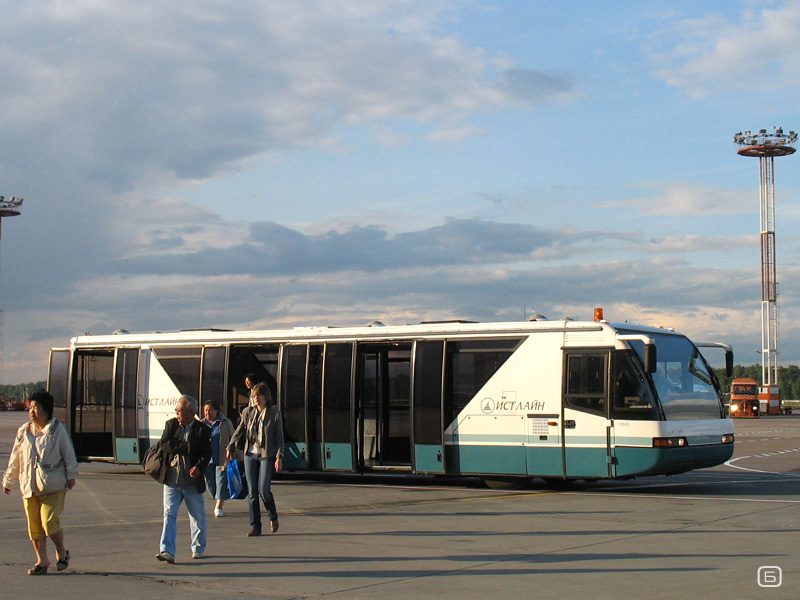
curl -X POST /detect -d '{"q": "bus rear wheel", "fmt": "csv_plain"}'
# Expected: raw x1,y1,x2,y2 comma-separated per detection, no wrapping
481,476,531,490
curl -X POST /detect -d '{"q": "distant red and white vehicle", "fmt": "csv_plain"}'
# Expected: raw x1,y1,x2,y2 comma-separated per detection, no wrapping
9,399,27,411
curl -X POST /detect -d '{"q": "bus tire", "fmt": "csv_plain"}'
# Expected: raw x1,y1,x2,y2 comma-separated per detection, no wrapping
481,476,531,490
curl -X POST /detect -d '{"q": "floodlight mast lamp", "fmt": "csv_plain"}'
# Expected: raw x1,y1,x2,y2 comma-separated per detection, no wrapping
733,128,797,414
0,195,23,385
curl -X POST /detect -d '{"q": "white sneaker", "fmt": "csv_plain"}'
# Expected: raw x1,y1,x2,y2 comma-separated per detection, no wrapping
192,551,204,559
214,507,224,517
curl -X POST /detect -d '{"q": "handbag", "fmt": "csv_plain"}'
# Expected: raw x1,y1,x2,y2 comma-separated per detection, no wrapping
35,460,67,493
142,442,165,481
226,459,244,498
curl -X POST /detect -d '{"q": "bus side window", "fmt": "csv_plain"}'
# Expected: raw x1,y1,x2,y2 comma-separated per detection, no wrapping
610,350,659,420
564,353,607,417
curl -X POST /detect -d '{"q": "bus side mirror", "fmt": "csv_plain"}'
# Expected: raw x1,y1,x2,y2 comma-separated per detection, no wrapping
644,344,657,373
725,350,734,377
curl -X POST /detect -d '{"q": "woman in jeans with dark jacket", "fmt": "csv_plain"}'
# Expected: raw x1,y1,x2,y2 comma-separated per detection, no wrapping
227,382,284,536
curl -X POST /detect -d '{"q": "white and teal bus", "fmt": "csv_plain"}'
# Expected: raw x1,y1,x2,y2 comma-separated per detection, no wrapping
46,310,734,488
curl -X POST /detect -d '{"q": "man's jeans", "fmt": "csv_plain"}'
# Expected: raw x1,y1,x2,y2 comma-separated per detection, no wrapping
160,482,206,556
244,454,277,531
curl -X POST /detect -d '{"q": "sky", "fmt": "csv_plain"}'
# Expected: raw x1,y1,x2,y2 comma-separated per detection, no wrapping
1,0,800,383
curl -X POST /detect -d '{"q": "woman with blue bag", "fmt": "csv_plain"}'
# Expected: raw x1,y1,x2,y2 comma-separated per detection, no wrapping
227,382,284,536
201,401,235,517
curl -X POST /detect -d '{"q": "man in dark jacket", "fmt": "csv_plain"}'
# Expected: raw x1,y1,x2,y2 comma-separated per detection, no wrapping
155,395,212,563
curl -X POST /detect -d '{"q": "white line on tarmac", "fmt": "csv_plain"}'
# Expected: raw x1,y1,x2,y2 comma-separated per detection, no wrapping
562,491,800,503
725,446,800,477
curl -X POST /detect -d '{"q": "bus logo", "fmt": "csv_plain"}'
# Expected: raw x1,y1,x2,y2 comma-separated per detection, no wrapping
481,398,495,414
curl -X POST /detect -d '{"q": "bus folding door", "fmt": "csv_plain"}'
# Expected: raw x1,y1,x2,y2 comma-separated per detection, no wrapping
413,341,446,473
322,342,355,471
71,349,115,460
113,348,140,463
562,351,614,479
281,344,323,470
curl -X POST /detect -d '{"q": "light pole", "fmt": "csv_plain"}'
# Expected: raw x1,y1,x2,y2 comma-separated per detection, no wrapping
733,128,797,414
0,195,23,384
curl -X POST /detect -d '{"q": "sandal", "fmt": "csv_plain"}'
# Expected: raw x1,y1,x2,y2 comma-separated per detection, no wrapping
28,564,48,575
57,550,70,571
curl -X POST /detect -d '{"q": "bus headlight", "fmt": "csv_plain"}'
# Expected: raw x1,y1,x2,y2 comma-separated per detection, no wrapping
653,437,687,448
721,434,734,444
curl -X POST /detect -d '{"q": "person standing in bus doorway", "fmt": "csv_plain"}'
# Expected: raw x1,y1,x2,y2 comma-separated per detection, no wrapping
238,373,257,416
201,400,235,517
227,382,284,536
155,395,212,563
245,373,256,394
3,389,78,575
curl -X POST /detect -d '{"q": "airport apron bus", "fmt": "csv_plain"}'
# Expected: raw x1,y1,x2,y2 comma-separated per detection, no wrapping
46,311,735,488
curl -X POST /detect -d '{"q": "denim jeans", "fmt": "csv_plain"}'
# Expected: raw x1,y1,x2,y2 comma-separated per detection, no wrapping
160,482,206,556
204,463,230,501
243,454,277,531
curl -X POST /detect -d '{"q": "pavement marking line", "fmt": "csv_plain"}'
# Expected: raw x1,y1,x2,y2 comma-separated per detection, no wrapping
725,446,800,477
563,491,800,504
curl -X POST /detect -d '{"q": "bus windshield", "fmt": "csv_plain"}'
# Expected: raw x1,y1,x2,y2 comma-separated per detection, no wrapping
619,329,725,420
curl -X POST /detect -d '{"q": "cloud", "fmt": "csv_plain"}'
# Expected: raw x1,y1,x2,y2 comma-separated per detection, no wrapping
0,1,581,191
1,208,771,380
650,1,800,98
0,0,585,309
108,218,583,276
605,181,754,216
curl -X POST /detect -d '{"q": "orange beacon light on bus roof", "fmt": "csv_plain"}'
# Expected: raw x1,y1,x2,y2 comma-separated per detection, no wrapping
593,308,604,322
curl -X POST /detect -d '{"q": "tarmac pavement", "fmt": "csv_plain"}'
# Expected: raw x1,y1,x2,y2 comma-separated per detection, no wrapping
1,413,799,600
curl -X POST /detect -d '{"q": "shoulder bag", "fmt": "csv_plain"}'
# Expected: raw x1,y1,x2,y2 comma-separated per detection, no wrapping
32,424,68,494
35,460,67,493
142,442,165,481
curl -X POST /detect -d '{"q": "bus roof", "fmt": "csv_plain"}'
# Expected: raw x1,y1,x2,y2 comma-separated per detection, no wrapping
59,319,684,349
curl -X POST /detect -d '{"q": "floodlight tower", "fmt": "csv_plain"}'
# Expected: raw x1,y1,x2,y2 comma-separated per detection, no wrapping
733,128,797,415
0,195,23,384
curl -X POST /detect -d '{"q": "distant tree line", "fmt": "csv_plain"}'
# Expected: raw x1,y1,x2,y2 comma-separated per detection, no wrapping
713,365,800,400
0,381,46,401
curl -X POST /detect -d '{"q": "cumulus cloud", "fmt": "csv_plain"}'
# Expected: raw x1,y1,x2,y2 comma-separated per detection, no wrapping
0,0,583,340
605,181,754,216
105,217,636,278
0,0,580,190
650,1,800,98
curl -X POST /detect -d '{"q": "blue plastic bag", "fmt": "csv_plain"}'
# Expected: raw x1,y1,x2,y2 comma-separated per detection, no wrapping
226,459,244,499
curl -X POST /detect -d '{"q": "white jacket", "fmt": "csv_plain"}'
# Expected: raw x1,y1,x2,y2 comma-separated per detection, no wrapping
3,418,79,497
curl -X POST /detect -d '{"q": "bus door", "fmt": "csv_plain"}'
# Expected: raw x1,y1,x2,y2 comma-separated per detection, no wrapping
562,351,614,479
322,342,355,471
356,342,413,470
412,341,445,474
113,348,140,463
48,349,71,426
228,344,280,421
200,346,226,412
71,349,114,460
280,344,323,470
